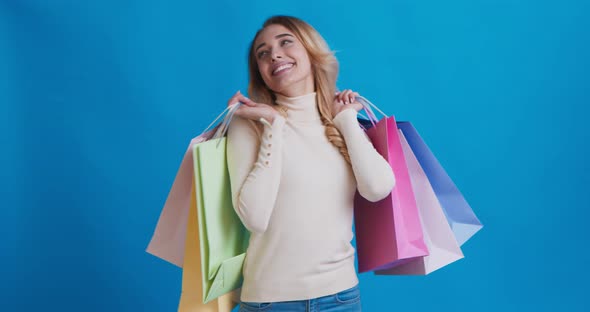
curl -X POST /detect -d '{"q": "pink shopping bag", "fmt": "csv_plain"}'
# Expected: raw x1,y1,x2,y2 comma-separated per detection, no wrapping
354,97,428,273
146,104,241,267
146,128,218,267
375,130,463,275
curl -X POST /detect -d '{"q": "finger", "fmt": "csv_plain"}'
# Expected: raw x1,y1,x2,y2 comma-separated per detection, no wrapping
234,105,244,116
234,104,255,119
236,94,256,106
348,91,356,104
342,89,351,100
347,90,355,104
228,91,241,107
336,91,344,103
343,90,353,104
339,90,349,103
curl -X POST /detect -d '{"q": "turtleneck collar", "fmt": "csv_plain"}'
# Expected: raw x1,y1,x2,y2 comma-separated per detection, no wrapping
275,92,322,124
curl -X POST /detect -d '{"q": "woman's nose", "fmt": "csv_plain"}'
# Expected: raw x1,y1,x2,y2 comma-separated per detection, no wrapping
271,52,283,62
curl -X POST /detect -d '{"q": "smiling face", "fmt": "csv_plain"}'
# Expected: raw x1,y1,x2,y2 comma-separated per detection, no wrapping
253,24,314,97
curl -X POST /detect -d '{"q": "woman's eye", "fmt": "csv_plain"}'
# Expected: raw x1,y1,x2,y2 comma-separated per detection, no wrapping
258,51,269,58
281,39,292,46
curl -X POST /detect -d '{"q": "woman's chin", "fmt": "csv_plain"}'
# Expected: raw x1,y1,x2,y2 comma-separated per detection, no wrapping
268,75,311,96
270,80,294,94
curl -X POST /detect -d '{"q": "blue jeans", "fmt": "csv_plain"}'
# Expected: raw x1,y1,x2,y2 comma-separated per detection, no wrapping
238,284,362,312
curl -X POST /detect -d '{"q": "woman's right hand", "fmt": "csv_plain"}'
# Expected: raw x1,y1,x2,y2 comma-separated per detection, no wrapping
228,91,279,124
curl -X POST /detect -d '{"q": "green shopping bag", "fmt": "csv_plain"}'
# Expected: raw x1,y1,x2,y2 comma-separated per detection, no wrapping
192,137,249,303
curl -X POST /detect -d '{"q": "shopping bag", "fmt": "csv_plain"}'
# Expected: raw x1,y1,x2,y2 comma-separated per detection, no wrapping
354,97,428,273
146,103,242,267
146,128,219,267
375,130,463,275
177,181,238,312
397,121,483,246
193,137,249,303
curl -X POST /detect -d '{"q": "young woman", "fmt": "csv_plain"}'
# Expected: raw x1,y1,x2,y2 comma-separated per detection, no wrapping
226,15,395,312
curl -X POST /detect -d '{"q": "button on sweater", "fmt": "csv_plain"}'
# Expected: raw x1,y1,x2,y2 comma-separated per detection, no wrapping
226,92,395,302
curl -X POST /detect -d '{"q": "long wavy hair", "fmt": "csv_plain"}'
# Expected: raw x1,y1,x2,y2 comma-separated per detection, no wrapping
247,15,352,164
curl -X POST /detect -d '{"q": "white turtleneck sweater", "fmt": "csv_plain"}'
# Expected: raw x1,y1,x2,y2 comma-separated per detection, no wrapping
226,92,395,302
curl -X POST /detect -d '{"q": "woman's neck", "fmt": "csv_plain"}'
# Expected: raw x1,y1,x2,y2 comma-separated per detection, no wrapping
274,75,315,98
274,92,321,123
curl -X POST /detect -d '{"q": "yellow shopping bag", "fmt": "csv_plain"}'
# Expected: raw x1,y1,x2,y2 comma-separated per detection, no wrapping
177,182,240,312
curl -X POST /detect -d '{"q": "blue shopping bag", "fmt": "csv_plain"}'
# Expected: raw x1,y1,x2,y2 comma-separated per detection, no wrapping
396,122,482,245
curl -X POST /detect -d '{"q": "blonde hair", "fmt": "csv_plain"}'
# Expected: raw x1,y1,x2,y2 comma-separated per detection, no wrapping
247,15,352,164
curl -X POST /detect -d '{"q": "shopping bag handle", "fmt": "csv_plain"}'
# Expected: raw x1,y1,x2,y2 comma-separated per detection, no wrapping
355,95,388,128
335,90,388,129
198,102,243,145
200,93,387,142
212,102,242,140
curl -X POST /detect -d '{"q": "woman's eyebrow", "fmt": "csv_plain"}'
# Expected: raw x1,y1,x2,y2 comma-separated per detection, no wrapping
255,33,294,52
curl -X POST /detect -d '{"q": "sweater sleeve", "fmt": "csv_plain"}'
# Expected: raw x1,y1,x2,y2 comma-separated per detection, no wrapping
332,108,395,202
226,114,286,233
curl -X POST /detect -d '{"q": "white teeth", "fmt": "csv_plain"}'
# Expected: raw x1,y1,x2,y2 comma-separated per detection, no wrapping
273,63,294,75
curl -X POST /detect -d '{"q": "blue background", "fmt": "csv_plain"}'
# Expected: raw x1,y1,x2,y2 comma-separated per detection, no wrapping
1,0,588,311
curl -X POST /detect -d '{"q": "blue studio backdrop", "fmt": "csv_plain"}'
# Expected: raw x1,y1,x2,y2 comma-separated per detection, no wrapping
1,0,588,311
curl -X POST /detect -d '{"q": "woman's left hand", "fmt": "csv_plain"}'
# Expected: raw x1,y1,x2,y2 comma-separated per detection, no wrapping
332,89,364,117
